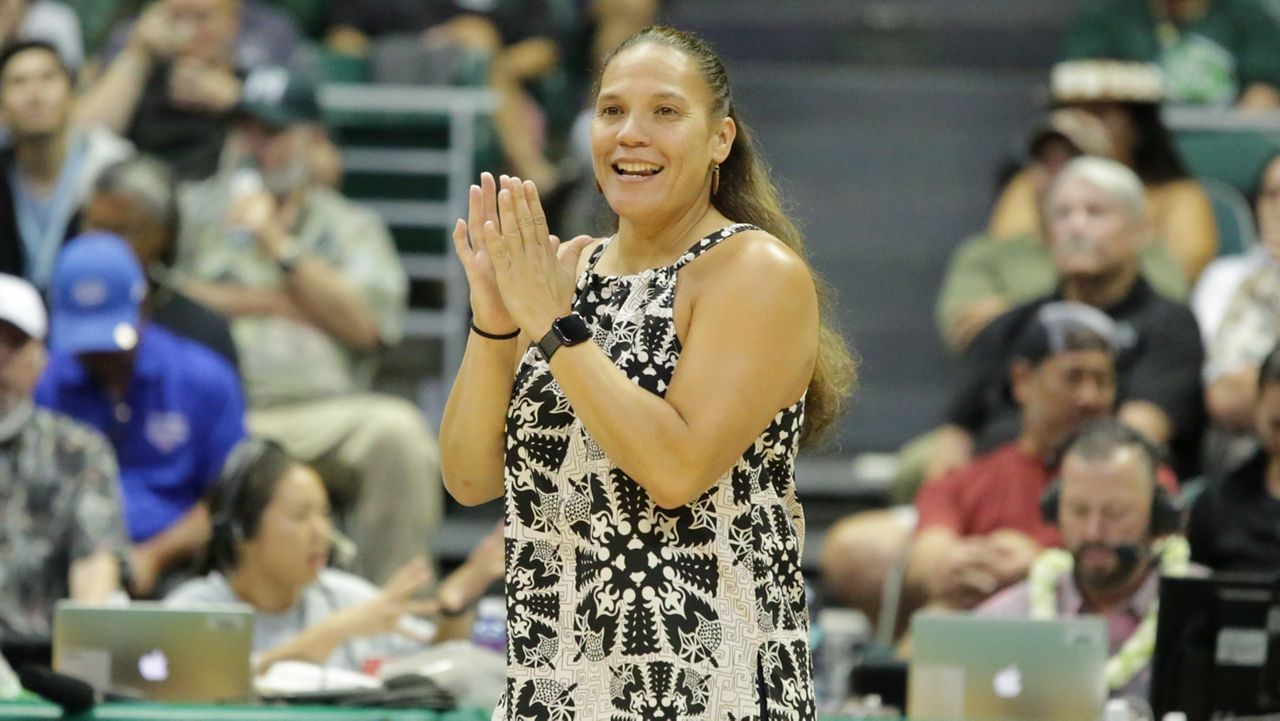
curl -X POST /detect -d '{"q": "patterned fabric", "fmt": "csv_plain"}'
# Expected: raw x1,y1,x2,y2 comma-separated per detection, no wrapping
497,224,815,721
1204,263,1280,383
0,408,126,636
177,179,407,408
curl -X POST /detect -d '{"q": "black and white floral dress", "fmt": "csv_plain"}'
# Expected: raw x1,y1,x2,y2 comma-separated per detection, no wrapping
497,223,815,721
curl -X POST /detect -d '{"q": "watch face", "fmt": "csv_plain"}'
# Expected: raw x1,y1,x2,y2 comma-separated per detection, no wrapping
553,313,591,345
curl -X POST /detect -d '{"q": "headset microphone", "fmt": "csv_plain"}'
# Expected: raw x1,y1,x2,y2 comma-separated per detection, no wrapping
1110,543,1144,571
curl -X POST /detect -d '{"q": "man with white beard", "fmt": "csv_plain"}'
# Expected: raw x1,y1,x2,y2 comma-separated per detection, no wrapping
174,65,442,586
0,274,126,637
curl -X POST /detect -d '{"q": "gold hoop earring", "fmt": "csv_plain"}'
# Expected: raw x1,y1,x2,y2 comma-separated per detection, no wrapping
711,163,721,195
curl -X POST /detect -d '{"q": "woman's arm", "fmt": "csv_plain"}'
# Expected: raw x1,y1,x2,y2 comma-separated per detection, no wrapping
1151,180,1218,284
488,178,818,508
986,167,1039,241
440,175,522,506
439,174,595,505
439,326,523,506
255,560,437,674
546,240,816,507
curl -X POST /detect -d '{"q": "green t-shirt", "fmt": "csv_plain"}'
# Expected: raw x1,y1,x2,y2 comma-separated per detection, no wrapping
935,231,1189,345
1062,0,1280,105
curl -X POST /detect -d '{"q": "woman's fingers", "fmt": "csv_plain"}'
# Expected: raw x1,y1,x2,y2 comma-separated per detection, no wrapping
480,172,499,229
510,178,539,256
483,219,507,267
405,599,443,618
519,179,552,253
466,183,485,250
383,556,434,598
452,218,472,261
558,234,596,273
495,184,525,261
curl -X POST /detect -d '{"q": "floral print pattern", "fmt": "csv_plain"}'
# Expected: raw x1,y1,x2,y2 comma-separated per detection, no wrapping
497,224,815,720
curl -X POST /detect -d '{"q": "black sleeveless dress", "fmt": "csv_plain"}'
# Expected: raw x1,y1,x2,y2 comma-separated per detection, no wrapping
497,223,815,720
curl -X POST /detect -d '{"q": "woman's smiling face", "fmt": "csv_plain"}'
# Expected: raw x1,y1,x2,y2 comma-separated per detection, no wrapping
590,42,735,224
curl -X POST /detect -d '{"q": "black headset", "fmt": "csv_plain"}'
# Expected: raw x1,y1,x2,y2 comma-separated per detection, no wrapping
208,437,287,571
1039,424,1183,536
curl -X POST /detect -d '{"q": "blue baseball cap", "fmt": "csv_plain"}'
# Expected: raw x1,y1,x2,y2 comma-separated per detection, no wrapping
49,232,146,355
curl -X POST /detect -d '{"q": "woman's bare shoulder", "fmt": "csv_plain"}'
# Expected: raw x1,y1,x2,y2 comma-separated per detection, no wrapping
681,227,816,313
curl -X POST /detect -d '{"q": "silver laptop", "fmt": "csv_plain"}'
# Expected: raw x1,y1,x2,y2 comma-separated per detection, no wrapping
909,613,1108,721
53,602,254,702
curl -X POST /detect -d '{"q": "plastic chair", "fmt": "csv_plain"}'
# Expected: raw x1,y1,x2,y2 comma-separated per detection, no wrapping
1201,176,1258,257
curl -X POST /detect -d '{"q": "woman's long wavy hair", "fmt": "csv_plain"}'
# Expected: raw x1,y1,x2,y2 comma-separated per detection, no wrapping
599,26,858,447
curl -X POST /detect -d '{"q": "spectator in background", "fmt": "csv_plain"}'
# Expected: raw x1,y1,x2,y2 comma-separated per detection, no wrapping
929,157,1206,484
989,60,1218,284
937,109,1187,352
115,0,302,70
0,0,83,71
326,0,567,191
978,420,1197,700
74,0,301,180
0,273,126,637
0,40,132,289
582,0,661,76
175,66,442,585
1188,342,1280,573
36,232,245,597
81,155,239,370
908,304,1139,612
1061,0,1280,109
167,438,504,673
822,303,1126,633
1193,152,1280,440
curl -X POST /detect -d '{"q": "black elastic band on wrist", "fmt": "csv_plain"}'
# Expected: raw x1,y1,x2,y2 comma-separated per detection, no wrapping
470,322,520,340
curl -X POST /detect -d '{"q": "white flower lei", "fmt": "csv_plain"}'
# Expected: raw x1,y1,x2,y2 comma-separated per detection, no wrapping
1026,536,1191,690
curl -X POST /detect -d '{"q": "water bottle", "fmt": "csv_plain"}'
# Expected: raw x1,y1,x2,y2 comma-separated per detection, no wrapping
471,596,507,655
818,607,870,710
807,582,830,708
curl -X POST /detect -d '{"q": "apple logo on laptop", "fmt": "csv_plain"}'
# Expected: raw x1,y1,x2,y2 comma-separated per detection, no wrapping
993,664,1023,699
138,649,169,682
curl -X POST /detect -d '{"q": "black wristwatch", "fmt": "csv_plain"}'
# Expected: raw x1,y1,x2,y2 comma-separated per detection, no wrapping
537,313,591,361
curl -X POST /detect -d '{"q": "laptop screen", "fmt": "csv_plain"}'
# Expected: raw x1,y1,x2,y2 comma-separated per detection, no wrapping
53,602,254,703
909,613,1108,721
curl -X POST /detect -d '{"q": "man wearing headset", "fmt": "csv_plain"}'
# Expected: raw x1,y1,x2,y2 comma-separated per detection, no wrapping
978,418,1203,699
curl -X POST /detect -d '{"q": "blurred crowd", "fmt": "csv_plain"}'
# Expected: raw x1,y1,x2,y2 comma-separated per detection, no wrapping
818,0,1280,700
0,0,1279,697
0,0,665,672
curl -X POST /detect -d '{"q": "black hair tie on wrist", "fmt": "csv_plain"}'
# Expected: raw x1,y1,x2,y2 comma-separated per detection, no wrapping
471,322,520,340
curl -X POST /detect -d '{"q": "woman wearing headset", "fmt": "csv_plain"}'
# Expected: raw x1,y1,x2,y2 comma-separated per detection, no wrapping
165,438,503,673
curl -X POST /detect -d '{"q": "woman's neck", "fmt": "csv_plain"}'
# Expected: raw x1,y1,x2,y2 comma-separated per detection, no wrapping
613,198,730,273
229,564,302,614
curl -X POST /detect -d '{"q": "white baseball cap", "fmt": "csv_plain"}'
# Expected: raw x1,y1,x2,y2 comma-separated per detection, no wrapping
0,273,47,341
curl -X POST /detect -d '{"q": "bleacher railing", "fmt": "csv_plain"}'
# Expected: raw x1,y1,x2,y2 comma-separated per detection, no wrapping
318,83,497,393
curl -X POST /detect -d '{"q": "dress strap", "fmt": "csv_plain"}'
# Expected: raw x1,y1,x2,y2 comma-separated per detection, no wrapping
581,236,612,277
672,223,760,270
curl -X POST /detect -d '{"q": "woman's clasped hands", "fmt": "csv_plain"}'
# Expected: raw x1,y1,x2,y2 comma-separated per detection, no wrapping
452,172,594,341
